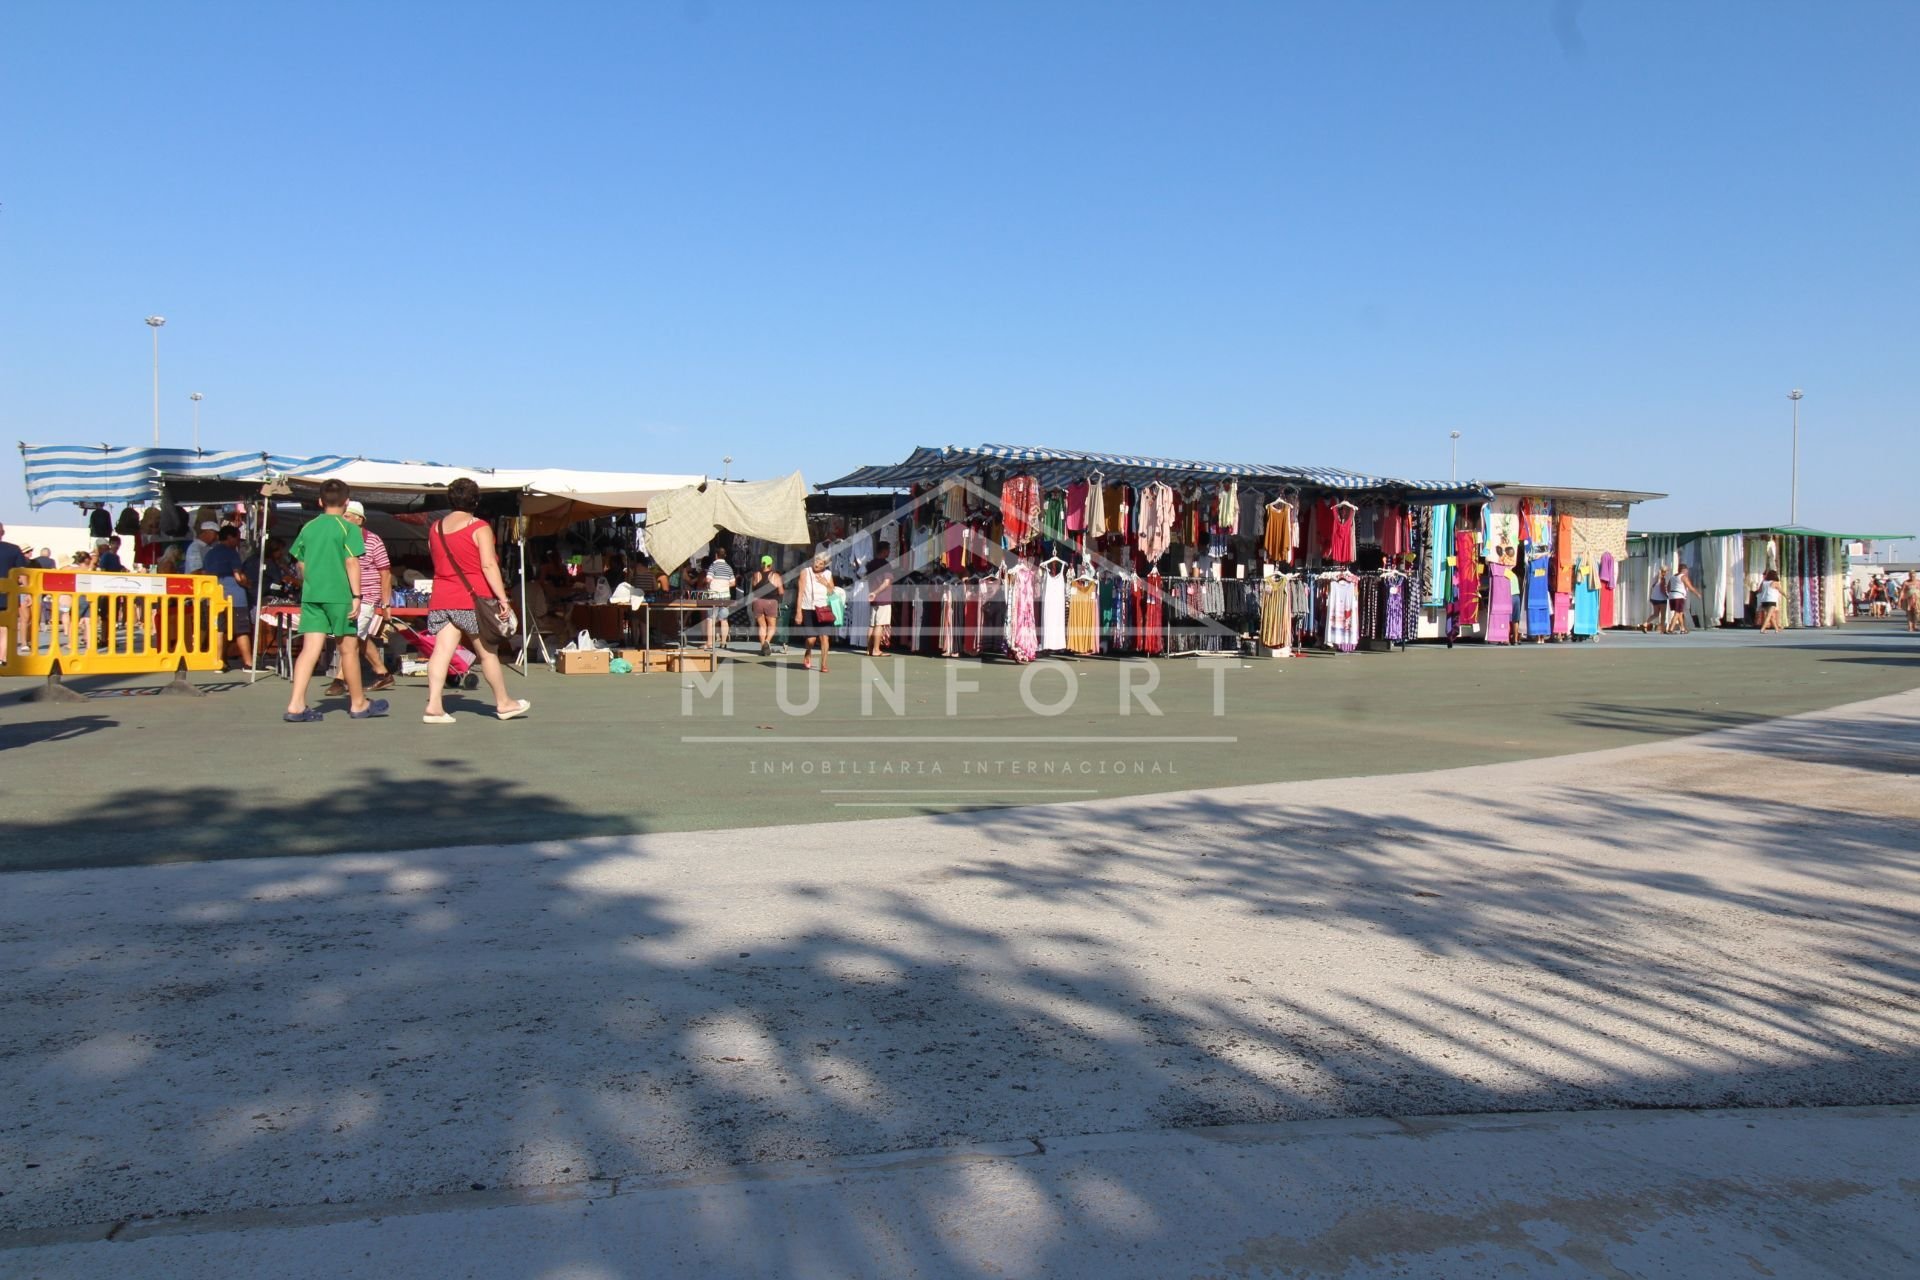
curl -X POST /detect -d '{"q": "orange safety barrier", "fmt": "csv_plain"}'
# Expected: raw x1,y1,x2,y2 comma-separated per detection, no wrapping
0,568,233,678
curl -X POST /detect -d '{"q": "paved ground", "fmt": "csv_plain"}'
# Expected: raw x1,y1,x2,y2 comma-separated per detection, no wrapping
2,682,1916,1273
1,623,1916,870
14,1107,1918,1278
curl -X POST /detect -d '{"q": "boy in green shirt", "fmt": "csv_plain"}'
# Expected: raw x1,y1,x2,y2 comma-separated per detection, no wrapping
283,479,388,722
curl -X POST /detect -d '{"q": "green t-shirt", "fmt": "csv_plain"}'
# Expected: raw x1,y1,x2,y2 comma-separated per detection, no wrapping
287,513,366,604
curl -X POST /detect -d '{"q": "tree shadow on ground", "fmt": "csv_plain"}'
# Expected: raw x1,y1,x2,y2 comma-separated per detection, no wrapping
2,737,1917,1273
0,715,115,752
0,759,634,873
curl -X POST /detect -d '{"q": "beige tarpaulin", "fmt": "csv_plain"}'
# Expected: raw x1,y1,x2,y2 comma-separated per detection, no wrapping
644,472,812,571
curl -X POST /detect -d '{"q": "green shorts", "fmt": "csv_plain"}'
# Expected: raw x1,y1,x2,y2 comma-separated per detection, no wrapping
298,601,357,637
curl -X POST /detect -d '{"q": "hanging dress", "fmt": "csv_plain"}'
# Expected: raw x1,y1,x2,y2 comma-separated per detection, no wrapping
1486,566,1514,643
1525,551,1552,637
1007,567,1039,663
1040,566,1068,651
1328,505,1357,563
1066,580,1100,654
1326,577,1360,652
1452,530,1481,626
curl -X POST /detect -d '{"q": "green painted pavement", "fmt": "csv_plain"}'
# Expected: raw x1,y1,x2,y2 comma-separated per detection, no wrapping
2,626,1915,873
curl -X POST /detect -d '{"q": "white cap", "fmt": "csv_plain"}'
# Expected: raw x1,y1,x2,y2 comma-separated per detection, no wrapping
198,520,220,531
345,500,366,518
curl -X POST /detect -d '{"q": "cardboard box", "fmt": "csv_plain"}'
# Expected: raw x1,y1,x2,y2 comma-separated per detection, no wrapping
556,648,611,675
616,649,671,673
667,649,715,674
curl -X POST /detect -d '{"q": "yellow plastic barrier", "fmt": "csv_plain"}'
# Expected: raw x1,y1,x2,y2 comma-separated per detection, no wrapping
1,568,232,678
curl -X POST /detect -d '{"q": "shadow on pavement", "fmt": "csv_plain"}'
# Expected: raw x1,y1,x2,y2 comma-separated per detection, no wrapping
3,749,1918,1278
0,716,116,752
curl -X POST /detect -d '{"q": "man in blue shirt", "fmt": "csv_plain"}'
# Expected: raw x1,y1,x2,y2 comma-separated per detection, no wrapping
0,522,28,661
95,536,127,572
200,525,254,670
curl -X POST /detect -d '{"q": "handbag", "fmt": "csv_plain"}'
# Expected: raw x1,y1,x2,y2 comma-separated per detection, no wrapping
433,519,518,644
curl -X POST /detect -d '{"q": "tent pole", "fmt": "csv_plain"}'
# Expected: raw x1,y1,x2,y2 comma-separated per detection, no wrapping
516,520,529,676
248,492,268,684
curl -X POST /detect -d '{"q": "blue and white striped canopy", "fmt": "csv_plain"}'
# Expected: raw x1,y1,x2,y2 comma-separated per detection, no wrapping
21,444,364,509
816,443,1491,502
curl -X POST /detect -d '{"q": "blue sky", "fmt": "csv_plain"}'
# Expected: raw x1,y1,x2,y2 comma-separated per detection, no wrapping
3,1,1915,543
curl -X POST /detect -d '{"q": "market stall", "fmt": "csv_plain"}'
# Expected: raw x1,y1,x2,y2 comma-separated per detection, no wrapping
1627,524,1913,631
814,443,1495,658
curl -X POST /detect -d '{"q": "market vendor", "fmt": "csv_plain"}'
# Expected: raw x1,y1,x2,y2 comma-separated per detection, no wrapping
537,548,585,606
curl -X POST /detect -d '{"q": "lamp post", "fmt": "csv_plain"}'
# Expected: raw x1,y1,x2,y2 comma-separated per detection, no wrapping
189,392,204,451
1449,431,1462,482
1787,389,1804,525
145,316,167,445
722,455,733,482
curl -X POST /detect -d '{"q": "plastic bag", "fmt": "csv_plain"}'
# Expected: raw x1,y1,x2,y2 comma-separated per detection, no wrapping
609,657,633,675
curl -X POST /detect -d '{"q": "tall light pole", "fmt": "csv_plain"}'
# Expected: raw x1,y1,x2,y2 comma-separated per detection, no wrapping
189,392,204,450
145,316,167,445
1787,389,1804,525
722,455,733,481
1449,431,1462,482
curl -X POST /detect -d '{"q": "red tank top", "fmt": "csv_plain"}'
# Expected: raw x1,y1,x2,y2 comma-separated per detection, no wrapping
430,518,488,609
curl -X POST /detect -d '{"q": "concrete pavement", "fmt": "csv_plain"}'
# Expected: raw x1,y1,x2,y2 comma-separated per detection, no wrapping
13,1106,1918,1278
2,622,1917,870
2,684,1917,1274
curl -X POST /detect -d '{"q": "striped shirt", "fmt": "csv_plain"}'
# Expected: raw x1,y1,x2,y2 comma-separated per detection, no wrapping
358,530,391,602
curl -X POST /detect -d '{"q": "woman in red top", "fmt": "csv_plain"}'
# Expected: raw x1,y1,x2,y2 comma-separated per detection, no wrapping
422,477,530,724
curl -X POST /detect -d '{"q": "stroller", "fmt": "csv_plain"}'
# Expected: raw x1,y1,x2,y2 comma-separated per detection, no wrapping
394,620,482,689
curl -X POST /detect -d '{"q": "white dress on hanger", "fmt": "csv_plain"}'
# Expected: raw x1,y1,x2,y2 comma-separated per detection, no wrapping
847,575,871,648
1040,567,1068,651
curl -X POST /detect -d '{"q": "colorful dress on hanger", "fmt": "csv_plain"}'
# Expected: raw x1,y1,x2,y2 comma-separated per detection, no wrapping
1007,566,1039,663
1001,476,1041,547
1040,566,1068,650
1486,566,1514,643
1572,571,1600,637
1451,530,1480,626
1326,576,1360,652
1137,483,1176,563
1329,505,1357,563
1066,580,1100,654
1259,579,1290,650
1525,551,1551,637
1141,573,1166,655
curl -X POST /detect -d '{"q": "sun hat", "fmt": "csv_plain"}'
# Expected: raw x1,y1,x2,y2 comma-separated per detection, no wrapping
761,555,773,567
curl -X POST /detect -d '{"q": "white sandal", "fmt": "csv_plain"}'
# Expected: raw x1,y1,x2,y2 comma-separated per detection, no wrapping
496,699,531,721
422,712,455,724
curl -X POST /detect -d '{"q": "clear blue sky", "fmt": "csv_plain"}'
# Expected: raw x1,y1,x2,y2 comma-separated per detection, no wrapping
3,1,1915,543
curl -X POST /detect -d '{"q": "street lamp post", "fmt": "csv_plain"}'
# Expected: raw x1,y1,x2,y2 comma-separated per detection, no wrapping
189,392,204,451
145,316,167,445
1449,431,1462,482
722,455,733,482
1787,389,1804,525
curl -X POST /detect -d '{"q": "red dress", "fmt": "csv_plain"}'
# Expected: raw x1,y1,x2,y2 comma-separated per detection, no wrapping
1328,506,1357,564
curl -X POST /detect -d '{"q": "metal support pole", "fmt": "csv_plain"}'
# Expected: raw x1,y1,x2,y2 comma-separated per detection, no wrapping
1788,390,1803,525
248,494,269,684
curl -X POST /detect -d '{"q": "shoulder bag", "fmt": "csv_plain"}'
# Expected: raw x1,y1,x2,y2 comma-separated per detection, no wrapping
433,518,518,644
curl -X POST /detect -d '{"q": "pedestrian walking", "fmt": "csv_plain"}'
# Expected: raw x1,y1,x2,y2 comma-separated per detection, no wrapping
420,477,529,724
867,543,894,657
1644,567,1667,633
749,555,783,657
1757,569,1784,631
797,553,835,673
329,501,396,694
1666,563,1697,634
283,480,388,722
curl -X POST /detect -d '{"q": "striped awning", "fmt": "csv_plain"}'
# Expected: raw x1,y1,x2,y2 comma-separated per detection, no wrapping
20,444,370,509
815,443,1491,502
